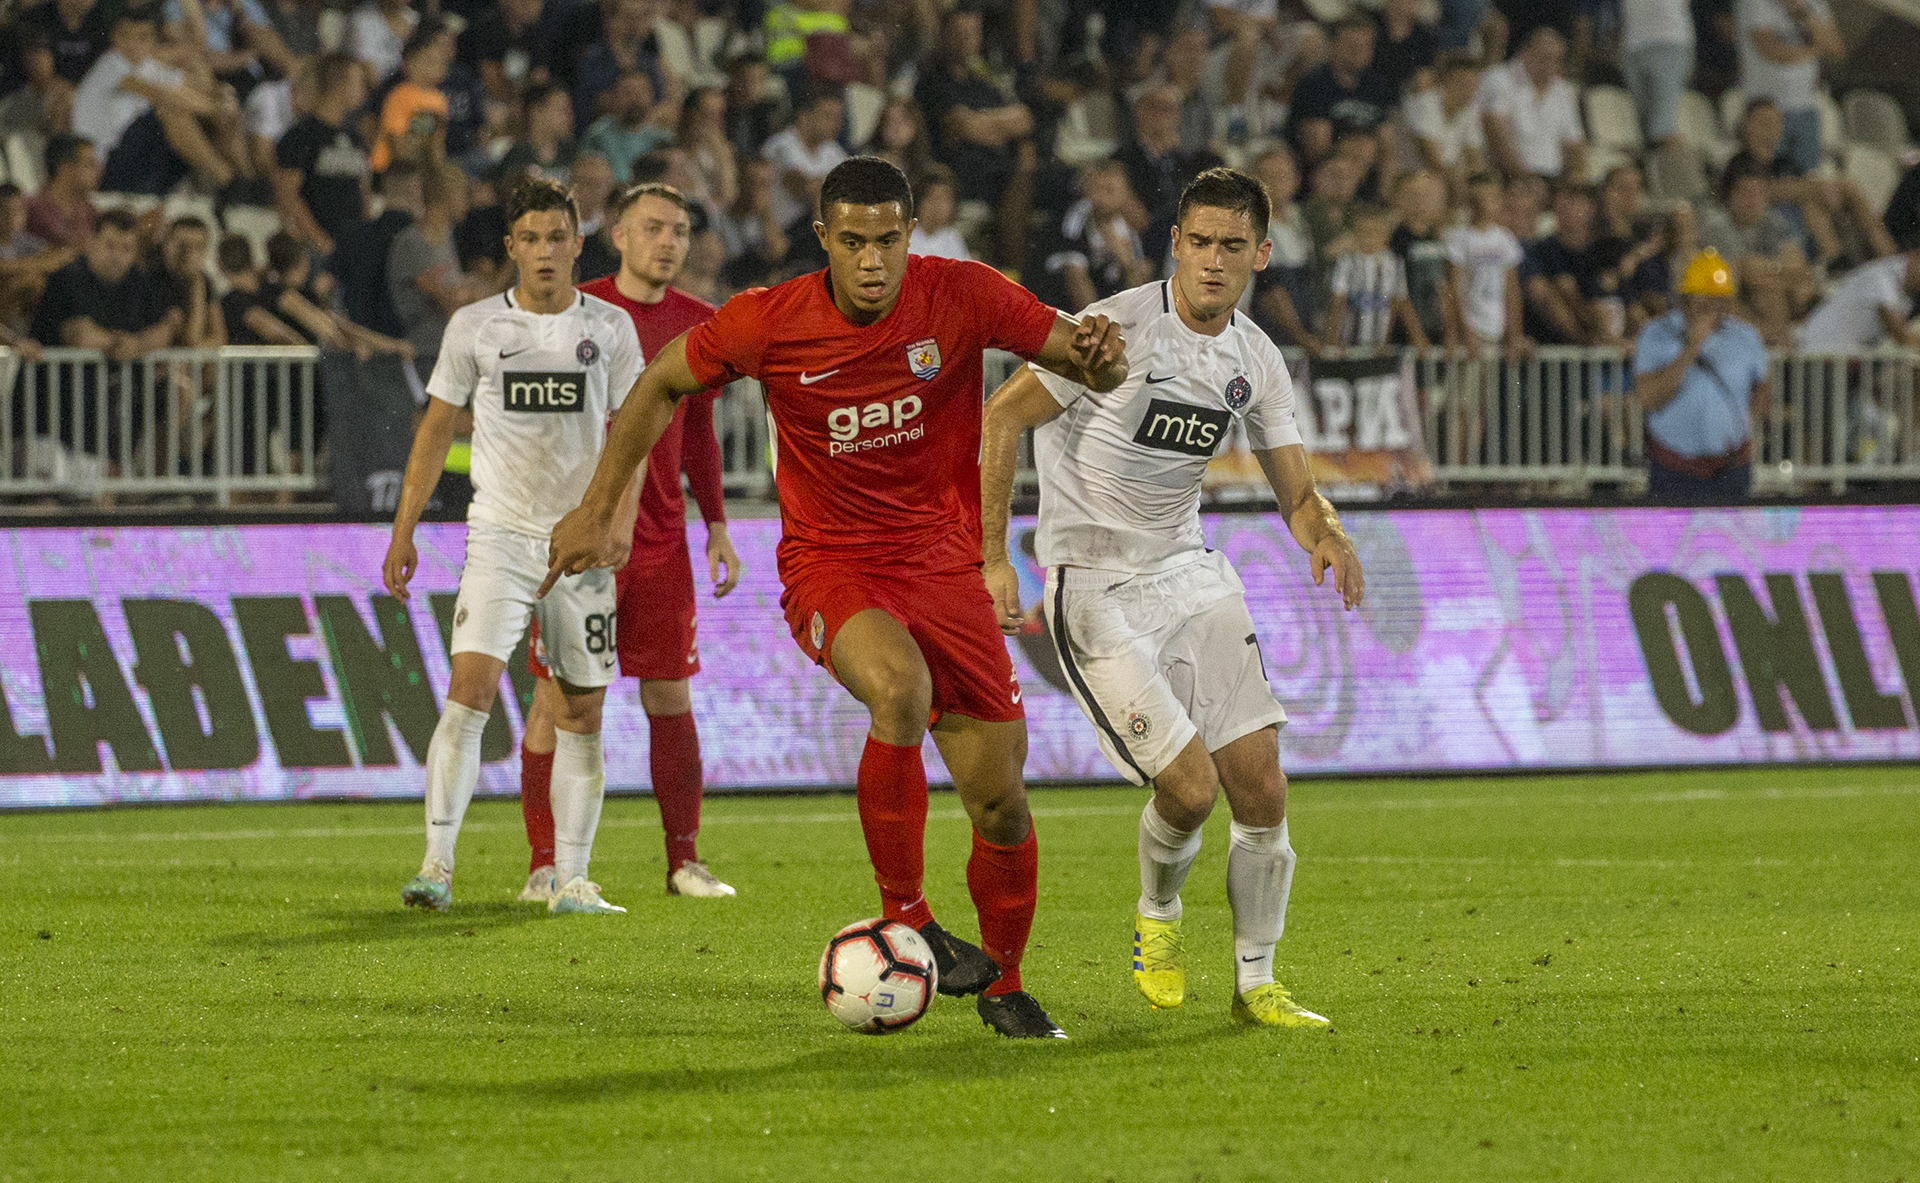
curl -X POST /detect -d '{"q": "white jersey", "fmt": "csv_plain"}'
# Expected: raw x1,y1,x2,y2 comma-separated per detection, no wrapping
1031,281,1302,575
427,288,644,538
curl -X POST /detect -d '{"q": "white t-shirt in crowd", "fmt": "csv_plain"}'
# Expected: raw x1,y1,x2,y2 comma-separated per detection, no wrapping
1478,58,1585,177
73,51,186,154
426,288,643,538
1403,88,1486,167
346,1,417,84
1330,250,1408,350
1444,222,1524,342
909,225,970,260
244,78,295,143
1797,255,1913,351
1623,0,1695,51
1736,0,1829,112
761,128,848,229
1031,281,1301,574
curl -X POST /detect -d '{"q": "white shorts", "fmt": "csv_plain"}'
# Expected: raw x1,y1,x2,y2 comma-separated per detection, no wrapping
1042,551,1287,785
449,520,618,689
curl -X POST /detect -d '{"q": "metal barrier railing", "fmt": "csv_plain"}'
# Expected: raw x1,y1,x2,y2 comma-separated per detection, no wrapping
0,345,320,503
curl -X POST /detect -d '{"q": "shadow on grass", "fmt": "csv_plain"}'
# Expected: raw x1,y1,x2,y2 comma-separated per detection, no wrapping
209,903,543,950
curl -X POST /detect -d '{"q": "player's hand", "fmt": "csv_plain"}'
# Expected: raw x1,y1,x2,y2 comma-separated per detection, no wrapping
540,504,613,599
1069,313,1126,389
983,558,1024,635
706,523,743,598
605,529,634,573
383,535,418,601
1310,534,1365,611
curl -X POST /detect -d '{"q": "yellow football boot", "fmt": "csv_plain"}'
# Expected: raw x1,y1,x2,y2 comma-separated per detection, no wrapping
1231,982,1331,1028
1132,912,1185,1009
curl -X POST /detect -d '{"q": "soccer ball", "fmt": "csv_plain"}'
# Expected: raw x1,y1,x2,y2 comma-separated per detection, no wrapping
818,918,939,1034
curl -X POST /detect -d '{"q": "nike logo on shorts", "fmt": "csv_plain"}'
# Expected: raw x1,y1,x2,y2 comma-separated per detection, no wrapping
798,369,840,385
1144,373,1177,384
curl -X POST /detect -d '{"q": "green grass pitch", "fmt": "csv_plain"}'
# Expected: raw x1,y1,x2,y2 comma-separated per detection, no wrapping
4,765,1917,1182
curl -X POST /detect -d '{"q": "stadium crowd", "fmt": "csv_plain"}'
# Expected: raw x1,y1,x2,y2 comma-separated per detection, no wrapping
0,0,1914,502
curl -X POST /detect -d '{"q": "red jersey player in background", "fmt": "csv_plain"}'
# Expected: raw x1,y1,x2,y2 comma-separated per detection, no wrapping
519,182,746,903
544,157,1128,1039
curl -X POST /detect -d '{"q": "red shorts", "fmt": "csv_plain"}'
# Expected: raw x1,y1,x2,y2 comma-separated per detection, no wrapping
782,559,1024,724
529,535,699,682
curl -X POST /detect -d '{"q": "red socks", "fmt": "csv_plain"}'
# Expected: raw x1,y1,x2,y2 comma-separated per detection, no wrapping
969,826,1038,996
649,711,704,873
856,735,933,929
520,744,555,873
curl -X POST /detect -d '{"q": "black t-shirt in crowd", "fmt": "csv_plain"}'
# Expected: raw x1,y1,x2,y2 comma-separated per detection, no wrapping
31,257,170,343
1372,21,1438,98
456,6,546,80
1392,223,1450,341
576,230,618,284
17,0,114,85
274,114,370,244
1520,234,1603,343
1287,64,1395,139
915,67,1021,199
221,288,277,345
455,203,508,274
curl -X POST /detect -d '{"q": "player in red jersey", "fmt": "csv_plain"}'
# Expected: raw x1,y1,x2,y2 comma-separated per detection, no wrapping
517,182,745,905
544,157,1128,1039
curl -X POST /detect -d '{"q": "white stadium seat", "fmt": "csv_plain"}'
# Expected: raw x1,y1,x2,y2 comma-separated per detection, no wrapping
1584,84,1644,153
1844,89,1910,155
4,133,40,194
1816,89,1844,163
220,205,282,265
1844,142,1901,215
1676,90,1723,153
1719,87,1746,137
843,82,885,151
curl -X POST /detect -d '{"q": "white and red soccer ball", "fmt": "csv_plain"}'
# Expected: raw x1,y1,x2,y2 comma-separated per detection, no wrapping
818,918,938,1034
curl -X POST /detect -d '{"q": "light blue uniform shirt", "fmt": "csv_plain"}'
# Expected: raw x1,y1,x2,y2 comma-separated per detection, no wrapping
1634,310,1768,457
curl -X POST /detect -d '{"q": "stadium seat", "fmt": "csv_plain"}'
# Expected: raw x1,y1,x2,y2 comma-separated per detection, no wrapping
4,133,40,194
1844,89,1910,155
1844,142,1900,214
1676,90,1725,153
1816,89,1844,163
1585,84,1644,154
220,205,282,264
317,6,344,52
844,82,884,150
1645,139,1708,203
1055,93,1119,166
1719,87,1746,139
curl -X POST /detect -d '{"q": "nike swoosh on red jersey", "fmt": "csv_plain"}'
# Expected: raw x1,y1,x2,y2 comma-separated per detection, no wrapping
798,369,841,385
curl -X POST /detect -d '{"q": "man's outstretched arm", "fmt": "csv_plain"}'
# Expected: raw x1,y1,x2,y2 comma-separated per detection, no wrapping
541,331,707,595
1032,310,1129,392
980,365,1070,632
1255,442,1365,610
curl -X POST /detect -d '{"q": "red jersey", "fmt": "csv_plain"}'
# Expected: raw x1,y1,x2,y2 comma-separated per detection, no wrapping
683,256,1056,572
578,276,725,551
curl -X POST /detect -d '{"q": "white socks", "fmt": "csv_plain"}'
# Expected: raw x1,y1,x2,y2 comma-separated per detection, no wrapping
1137,799,1203,921
1227,818,1295,993
551,728,606,886
423,702,490,870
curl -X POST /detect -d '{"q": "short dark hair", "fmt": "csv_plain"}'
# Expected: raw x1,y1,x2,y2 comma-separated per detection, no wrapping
818,156,914,224
265,231,307,274
1720,156,1773,203
169,214,210,235
217,233,255,273
97,208,139,235
400,18,447,62
1175,167,1270,242
0,182,20,202
504,175,579,232
45,133,91,178
316,50,360,96
794,81,845,113
611,181,690,223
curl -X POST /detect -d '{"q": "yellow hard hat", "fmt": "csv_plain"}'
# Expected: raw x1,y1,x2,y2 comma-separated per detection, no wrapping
1679,248,1736,297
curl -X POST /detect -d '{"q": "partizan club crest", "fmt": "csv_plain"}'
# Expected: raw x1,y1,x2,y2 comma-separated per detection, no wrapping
906,337,941,380
577,338,600,366
1224,375,1252,410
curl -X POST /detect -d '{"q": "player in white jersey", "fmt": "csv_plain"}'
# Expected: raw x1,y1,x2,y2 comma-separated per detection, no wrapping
382,178,645,916
979,168,1366,1029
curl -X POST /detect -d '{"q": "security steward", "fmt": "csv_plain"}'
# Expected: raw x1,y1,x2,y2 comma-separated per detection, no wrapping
1631,248,1772,500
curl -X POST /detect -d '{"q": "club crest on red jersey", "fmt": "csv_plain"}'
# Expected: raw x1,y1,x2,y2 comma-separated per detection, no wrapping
906,337,941,380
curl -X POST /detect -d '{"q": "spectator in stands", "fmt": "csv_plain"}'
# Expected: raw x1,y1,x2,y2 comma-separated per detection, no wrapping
1287,17,1393,167
723,51,781,159
75,7,252,196
388,164,486,381
1735,0,1841,175
908,165,969,261
453,177,508,288
574,0,672,135
368,20,452,173
1730,97,1895,270
272,51,369,260
17,0,115,86
1884,161,1920,253
217,233,303,344
580,71,674,183
265,230,412,357
1797,250,1920,349
498,82,576,186
1622,0,1694,151
1250,144,1322,355
1633,248,1769,499
571,153,621,281
869,94,936,186
1046,159,1153,313
1593,163,1674,334
0,182,65,336
1374,0,1439,98
242,50,303,185
1148,24,1217,156
164,0,298,87
1701,158,1810,343
31,207,178,356
1446,172,1528,354
261,0,322,59
1479,26,1586,182
1502,171,1547,239
1118,85,1222,260
459,0,548,104
1522,183,1616,346
677,88,737,212
0,31,77,140
345,0,418,85
679,220,725,303
25,133,99,249
761,84,847,234
914,4,1037,271
154,215,221,347
715,155,788,290
1302,153,1362,319
1327,204,1428,351
1403,53,1486,205
1392,169,1457,350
